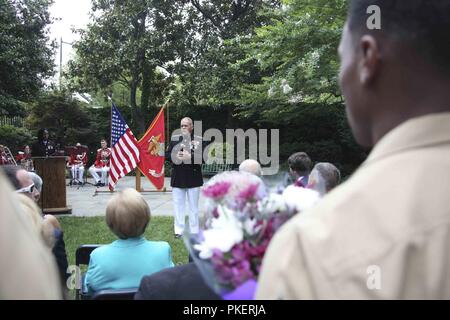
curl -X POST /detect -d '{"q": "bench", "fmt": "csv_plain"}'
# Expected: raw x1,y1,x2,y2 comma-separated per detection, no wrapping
201,163,235,176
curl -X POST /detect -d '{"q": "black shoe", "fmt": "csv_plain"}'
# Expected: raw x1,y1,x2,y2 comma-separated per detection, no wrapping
174,234,182,239
94,182,102,187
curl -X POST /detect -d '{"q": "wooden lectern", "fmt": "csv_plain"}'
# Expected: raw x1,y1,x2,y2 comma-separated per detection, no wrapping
33,156,72,215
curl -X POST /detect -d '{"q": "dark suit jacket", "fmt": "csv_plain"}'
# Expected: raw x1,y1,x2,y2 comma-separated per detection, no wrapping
165,134,206,188
32,140,56,157
134,263,221,300
52,230,69,284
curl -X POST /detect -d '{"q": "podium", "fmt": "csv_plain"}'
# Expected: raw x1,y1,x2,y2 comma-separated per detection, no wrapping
33,156,72,215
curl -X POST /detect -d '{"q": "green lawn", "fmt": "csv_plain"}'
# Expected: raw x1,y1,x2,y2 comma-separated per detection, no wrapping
59,216,189,268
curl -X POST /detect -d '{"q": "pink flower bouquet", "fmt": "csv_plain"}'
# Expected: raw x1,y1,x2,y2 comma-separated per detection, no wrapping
185,171,320,299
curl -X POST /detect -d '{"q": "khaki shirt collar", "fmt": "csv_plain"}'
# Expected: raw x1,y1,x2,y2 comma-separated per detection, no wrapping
364,112,450,166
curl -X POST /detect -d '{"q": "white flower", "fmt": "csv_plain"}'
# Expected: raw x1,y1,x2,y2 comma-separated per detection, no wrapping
243,218,261,236
257,193,288,215
281,4,290,12
281,79,293,94
282,186,320,212
194,206,243,259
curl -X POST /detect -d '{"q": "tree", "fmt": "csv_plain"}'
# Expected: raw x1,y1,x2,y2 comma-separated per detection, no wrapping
234,0,347,120
0,0,55,116
0,125,33,154
25,92,94,147
172,0,280,111
67,0,187,134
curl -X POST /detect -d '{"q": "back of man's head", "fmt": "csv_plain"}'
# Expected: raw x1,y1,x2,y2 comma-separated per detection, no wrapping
348,0,450,77
287,152,312,176
29,172,43,192
239,159,262,177
340,1,450,147
310,163,341,195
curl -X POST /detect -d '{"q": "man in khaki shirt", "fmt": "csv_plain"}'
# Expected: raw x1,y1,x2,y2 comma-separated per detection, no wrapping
257,0,450,299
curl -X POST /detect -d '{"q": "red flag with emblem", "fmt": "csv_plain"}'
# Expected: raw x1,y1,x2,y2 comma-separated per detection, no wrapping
137,107,165,189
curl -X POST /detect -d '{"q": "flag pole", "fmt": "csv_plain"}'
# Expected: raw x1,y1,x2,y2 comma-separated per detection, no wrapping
135,116,142,193
135,112,144,193
135,167,141,192
109,99,113,192
109,97,113,150
166,102,169,148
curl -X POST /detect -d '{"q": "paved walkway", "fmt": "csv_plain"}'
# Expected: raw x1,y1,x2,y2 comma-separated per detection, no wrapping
66,176,208,217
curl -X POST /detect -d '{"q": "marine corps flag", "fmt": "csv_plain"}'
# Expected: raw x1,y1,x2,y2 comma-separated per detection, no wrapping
137,107,165,189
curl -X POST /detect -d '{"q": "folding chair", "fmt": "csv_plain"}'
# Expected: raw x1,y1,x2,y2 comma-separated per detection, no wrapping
91,288,138,300
75,244,101,300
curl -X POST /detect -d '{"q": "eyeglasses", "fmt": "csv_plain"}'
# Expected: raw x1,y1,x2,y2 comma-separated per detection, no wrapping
16,183,35,194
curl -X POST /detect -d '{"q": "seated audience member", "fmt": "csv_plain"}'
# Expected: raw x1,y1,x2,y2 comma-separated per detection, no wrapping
28,171,43,202
0,169,61,299
88,139,111,187
287,152,312,187
17,193,69,298
257,0,450,299
16,194,56,249
2,165,70,289
84,188,174,294
3,165,40,201
239,159,263,177
307,162,341,196
135,263,221,300
16,145,33,171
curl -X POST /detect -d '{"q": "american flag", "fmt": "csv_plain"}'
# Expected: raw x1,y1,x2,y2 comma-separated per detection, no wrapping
109,103,140,191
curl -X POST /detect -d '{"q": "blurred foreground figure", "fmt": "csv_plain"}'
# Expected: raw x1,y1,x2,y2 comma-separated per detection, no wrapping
257,0,450,299
0,169,61,299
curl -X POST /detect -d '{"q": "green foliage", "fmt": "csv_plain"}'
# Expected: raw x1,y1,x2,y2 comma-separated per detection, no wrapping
235,0,347,118
173,1,281,108
63,0,365,176
0,0,56,115
164,160,173,177
67,0,183,133
276,103,367,177
25,92,94,146
206,142,234,164
0,124,33,154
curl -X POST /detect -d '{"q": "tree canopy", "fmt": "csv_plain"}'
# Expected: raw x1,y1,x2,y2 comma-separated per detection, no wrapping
0,0,55,116
0,0,366,176
67,0,189,133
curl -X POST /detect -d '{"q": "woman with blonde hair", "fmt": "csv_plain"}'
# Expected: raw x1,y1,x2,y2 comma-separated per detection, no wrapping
84,188,174,294
16,194,56,248
0,170,61,299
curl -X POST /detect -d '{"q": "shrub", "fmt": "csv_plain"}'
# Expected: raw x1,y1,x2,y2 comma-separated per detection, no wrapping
0,125,33,154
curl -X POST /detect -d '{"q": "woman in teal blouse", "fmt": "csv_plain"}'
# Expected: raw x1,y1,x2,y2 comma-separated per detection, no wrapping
84,188,174,294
